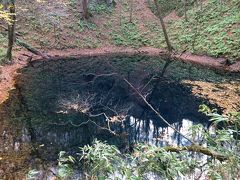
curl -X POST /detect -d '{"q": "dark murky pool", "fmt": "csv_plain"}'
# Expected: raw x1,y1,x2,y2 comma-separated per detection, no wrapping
0,55,239,178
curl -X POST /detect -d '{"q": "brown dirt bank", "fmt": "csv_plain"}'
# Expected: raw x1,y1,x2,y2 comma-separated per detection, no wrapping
0,46,240,106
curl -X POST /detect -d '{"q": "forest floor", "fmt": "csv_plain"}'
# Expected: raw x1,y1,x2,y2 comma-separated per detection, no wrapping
0,0,239,60
0,0,239,111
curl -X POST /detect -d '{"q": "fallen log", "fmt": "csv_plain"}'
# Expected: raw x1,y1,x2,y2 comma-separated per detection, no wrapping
0,26,50,59
16,39,50,59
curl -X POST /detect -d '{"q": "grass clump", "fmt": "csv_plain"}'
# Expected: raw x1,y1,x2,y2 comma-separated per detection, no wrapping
74,20,97,32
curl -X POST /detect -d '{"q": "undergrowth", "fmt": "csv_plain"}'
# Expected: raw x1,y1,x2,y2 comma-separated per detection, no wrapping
111,19,152,48
89,2,114,15
167,0,240,60
148,0,186,16
0,34,7,64
6,0,240,60
54,108,240,179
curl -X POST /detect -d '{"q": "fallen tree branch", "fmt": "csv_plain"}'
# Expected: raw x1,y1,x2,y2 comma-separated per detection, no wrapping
16,39,50,59
164,144,228,161
122,77,195,144
0,28,50,59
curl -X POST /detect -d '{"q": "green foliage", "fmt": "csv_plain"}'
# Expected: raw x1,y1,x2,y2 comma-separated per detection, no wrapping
146,0,239,59
133,144,196,179
57,151,75,179
26,169,39,180
89,2,113,14
167,0,240,59
81,140,123,178
148,0,184,17
79,140,195,179
58,108,240,179
75,20,97,32
111,20,151,48
197,105,240,179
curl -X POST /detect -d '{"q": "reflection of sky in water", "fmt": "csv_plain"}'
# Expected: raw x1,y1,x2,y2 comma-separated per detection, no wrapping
127,117,209,180
129,117,200,147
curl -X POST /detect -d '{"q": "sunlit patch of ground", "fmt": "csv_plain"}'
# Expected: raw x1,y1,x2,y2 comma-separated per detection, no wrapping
183,80,240,113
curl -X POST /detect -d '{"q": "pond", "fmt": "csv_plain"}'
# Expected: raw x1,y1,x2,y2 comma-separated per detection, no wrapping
0,55,239,178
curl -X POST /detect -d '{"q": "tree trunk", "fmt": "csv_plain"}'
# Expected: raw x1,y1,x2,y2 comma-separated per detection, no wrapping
153,0,172,52
129,0,133,23
183,0,188,21
82,0,89,19
5,0,15,63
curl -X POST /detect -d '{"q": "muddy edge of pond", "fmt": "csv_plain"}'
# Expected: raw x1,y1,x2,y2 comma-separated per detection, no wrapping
1,47,240,105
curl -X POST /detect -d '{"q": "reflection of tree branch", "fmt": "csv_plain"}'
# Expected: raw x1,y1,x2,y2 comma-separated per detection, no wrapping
195,162,208,179
49,118,116,135
122,78,195,144
140,74,155,93
59,71,194,143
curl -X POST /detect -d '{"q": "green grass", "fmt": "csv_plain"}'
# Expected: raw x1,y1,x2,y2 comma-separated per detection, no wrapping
146,0,240,60
148,0,185,17
111,20,152,48
76,20,97,32
167,0,240,60
89,2,113,15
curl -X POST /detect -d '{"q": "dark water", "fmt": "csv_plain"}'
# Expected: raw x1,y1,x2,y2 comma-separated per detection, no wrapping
0,55,239,178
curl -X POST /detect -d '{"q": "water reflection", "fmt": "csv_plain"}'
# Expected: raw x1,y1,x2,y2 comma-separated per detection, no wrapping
1,55,238,178
127,117,202,147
